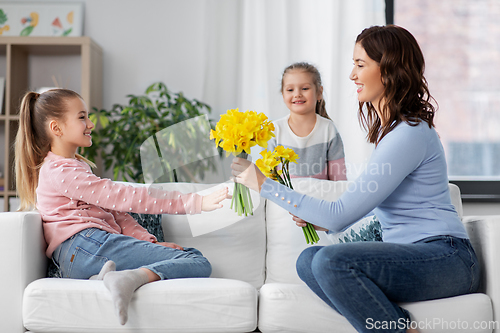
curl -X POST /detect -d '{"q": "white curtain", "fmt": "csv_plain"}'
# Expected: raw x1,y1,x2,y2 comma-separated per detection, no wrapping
202,0,385,179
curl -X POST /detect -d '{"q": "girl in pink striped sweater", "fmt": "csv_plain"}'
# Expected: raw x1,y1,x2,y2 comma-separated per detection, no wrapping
14,88,229,325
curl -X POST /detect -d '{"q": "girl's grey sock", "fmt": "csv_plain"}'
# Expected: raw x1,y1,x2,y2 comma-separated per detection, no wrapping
89,260,116,280
103,268,150,325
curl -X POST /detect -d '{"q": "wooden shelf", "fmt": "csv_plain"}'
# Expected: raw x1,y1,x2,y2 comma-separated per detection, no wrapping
0,36,103,211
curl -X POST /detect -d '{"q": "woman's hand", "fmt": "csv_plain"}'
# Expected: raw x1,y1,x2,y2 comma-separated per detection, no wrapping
290,213,329,232
231,157,267,192
201,187,230,212
157,242,184,251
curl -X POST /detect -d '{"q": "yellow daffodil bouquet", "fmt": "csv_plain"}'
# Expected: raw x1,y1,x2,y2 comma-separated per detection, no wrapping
210,108,275,216
256,146,320,244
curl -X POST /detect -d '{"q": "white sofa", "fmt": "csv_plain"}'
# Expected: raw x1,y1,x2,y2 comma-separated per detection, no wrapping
0,178,497,333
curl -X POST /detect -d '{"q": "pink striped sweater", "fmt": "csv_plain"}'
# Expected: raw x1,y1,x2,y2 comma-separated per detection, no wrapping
37,152,202,258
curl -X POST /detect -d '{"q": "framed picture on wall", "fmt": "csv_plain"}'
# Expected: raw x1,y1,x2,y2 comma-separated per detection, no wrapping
0,2,84,37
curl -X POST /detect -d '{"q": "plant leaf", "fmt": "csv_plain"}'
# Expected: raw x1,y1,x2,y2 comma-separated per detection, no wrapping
0,10,8,25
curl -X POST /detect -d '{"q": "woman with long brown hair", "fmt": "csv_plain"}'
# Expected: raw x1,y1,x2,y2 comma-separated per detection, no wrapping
231,25,479,333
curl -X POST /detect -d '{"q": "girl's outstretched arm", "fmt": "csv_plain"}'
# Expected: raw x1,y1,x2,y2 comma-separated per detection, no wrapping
42,157,202,215
201,187,230,212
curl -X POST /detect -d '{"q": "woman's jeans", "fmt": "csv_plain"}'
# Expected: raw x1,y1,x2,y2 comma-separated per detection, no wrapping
52,228,212,280
296,236,480,333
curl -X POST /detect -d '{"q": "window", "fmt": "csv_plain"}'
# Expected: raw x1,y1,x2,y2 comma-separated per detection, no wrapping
392,0,500,201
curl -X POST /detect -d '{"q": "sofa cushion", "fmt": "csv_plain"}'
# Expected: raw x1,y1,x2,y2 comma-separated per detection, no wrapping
258,284,492,333
258,283,357,333
399,293,492,333
24,277,258,333
158,182,267,289
265,178,350,284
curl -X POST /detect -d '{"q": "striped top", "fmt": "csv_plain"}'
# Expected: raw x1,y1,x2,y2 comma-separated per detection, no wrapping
267,114,347,181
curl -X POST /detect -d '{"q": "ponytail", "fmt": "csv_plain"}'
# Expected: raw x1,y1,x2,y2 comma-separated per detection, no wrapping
15,92,46,210
15,88,89,211
281,62,331,120
315,98,331,120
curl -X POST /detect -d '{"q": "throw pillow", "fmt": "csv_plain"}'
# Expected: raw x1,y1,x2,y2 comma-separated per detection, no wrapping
129,212,164,242
46,259,62,278
327,215,383,244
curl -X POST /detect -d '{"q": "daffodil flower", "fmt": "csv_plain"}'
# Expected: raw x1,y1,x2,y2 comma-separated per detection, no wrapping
211,108,275,216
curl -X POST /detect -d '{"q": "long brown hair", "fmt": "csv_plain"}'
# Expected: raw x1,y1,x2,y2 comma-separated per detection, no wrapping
355,25,436,144
15,89,95,211
281,62,331,120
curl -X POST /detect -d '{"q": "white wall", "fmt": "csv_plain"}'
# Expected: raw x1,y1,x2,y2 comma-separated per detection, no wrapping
22,0,209,109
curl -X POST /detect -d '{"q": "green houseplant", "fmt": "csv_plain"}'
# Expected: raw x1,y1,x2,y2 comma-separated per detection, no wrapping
82,82,218,183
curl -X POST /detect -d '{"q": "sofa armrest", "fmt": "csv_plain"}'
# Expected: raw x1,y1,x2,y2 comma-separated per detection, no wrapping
0,211,47,333
463,215,500,324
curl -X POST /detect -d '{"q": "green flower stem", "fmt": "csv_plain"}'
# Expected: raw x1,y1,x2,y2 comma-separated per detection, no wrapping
304,223,320,244
246,186,254,212
304,225,311,244
240,183,251,216
232,151,254,216
240,185,246,215
238,188,244,215
303,226,311,244
230,181,238,210
277,177,287,186
284,162,293,188
301,221,320,245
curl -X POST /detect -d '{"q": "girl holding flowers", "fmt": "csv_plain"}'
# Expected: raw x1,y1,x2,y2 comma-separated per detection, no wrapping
231,25,479,333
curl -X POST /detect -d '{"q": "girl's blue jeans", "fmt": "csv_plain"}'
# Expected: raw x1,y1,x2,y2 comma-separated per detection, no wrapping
52,228,212,280
296,236,480,333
